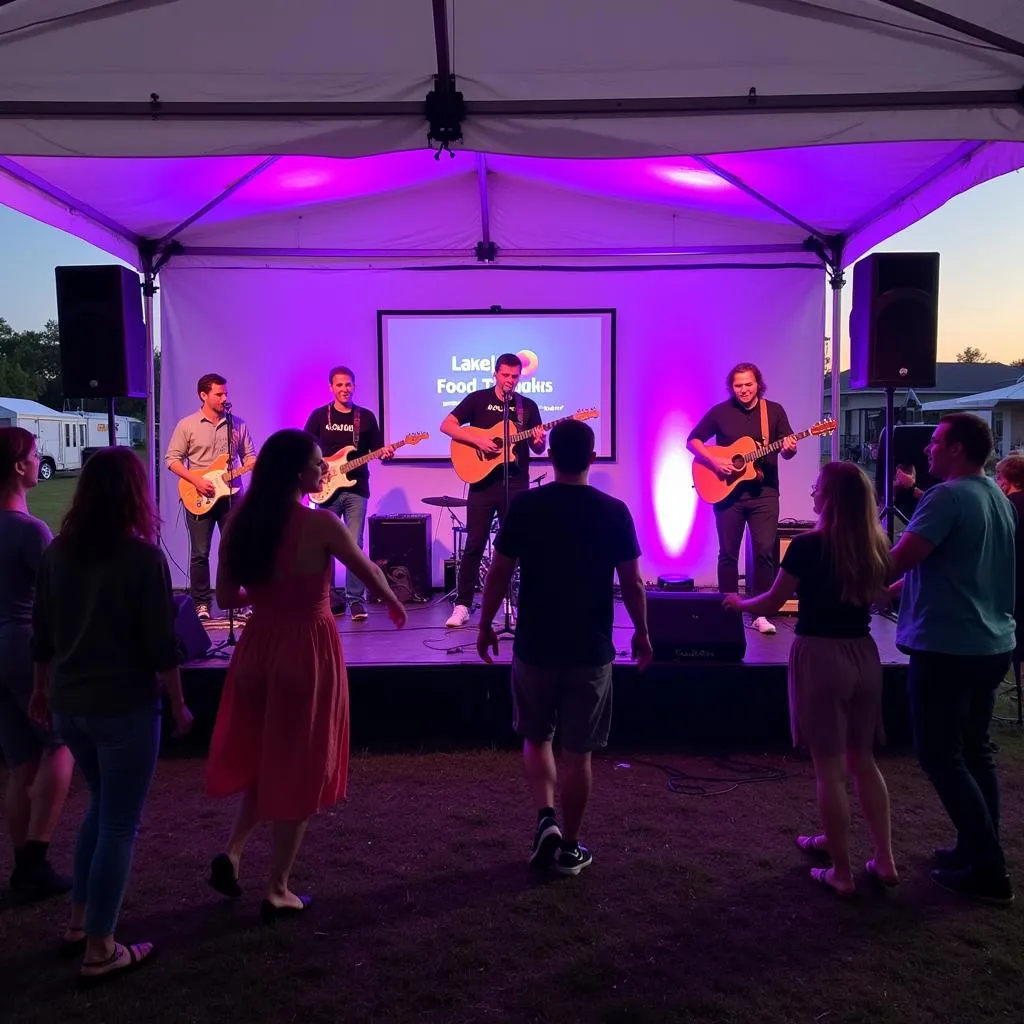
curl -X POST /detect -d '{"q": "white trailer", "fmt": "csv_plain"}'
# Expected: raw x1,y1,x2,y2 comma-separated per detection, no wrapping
0,397,90,479
82,412,143,448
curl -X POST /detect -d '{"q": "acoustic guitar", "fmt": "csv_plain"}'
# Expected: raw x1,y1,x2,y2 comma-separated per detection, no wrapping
451,409,599,485
691,418,837,505
178,454,253,515
310,431,428,506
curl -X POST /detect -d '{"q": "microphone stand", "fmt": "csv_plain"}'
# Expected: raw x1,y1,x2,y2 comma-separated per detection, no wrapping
494,389,516,639
209,401,238,656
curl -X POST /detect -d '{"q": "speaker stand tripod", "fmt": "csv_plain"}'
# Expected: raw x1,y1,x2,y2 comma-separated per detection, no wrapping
878,385,910,543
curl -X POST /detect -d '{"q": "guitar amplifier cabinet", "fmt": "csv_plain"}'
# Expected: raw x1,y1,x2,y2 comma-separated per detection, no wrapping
744,520,815,614
647,592,746,663
368,514,432,604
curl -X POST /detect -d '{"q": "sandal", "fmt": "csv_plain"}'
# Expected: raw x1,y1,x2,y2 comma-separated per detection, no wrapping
810,866,855,897
795,833,830,856
78,942,154,988
865,859,900,888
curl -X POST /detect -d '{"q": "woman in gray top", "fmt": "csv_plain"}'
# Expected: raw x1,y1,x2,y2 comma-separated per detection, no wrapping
0,426,73,903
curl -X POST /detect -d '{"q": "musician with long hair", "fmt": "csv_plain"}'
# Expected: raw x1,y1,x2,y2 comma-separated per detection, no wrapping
205,429,407,922
0,426,74,903
29,447,192,984
688,363,797,636
725,461,898,895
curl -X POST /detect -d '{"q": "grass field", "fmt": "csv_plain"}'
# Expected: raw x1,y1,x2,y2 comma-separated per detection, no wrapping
1,732,1021,1023
25,474,77,534
26,447,150,534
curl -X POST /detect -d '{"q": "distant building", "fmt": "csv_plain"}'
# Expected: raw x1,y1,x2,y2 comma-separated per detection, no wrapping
823,363,1020,462
921,376,1024,457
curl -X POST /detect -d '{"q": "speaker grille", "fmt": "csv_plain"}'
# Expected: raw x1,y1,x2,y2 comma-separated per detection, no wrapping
55,265,148,399
849,253,939,390
367,514,432,603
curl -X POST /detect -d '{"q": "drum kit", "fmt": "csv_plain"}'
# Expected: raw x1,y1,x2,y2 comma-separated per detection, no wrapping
421,492,523,606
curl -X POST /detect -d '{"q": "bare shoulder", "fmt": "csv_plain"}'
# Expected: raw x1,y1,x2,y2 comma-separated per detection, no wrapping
305,505,346,539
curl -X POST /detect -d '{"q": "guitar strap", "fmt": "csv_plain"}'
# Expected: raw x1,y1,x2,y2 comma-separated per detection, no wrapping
755,399,769,482
326,404,360,448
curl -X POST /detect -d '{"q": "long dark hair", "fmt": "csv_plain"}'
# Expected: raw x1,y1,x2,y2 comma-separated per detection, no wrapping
816,461,891,606
0,426,35,487
61,447,159,552
221,429,317,587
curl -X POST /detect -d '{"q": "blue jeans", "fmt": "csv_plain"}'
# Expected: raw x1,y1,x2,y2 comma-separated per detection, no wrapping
322,490,368,602
53,705,161,936
907,650,1010,878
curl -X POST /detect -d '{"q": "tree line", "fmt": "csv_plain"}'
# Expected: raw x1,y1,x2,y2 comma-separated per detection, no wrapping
0,316,158,423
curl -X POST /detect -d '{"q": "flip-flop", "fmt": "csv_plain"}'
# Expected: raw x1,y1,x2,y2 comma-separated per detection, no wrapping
796,833,830,856
78,942,154,988
810,867,855,897
260,894,313,925
865,859,900,888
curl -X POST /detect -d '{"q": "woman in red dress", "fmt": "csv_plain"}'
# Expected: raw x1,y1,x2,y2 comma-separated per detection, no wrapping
204,429,407,922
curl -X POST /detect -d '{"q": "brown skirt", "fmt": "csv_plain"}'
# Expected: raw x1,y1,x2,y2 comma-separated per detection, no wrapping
787,634,885,757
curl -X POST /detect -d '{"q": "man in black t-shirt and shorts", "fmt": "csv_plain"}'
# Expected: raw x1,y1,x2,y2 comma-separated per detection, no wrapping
440,353,545,628
687,362,796,635
477,420,652,875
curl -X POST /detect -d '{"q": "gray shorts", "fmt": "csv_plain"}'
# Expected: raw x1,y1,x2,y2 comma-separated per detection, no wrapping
510,656,613,754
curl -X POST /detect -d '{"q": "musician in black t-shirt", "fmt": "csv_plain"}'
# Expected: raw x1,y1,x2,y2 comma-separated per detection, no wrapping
440,353,545,627
303,365,392,620
687,362,796,635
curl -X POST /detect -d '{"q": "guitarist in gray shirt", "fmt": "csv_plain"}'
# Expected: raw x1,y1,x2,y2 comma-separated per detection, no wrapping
687,362,796,636
164,372,256,621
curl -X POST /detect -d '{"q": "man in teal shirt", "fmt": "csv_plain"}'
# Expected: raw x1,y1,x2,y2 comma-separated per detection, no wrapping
890,413,1015,905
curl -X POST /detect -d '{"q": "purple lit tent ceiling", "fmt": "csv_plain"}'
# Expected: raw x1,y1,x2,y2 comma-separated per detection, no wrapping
2,0,1024,463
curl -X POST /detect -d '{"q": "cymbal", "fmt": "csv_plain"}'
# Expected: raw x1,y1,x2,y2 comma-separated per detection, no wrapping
421,494,468,508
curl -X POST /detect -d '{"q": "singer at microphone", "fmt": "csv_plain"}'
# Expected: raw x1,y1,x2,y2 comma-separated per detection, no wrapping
161,372,258,623
438,352,548,628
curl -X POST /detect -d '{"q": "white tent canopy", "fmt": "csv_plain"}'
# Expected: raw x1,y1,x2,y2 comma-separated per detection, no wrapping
2,0,1024,160
3,0,1024,584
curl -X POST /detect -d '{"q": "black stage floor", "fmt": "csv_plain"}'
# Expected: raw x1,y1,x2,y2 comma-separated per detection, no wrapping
175,599,912,752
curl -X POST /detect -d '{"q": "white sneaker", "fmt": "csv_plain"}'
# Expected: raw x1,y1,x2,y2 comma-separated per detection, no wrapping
446,604,471,628
752,616,777,635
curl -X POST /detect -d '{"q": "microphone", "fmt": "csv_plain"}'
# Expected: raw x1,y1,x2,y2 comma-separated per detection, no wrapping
223,401,233,411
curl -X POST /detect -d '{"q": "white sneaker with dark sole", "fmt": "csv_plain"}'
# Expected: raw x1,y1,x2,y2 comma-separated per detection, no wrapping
752,616,777,635
446,604,471,628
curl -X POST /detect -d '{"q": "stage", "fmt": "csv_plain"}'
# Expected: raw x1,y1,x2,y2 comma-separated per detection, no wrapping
175,597,913,753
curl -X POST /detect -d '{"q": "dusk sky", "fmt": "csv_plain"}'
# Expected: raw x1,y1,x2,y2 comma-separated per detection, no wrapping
1,168,1021,367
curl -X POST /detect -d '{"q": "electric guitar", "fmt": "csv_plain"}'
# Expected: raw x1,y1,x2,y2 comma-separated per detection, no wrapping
691,418,837,505
310,431,428,505
178,454,253,515
450,409,599,485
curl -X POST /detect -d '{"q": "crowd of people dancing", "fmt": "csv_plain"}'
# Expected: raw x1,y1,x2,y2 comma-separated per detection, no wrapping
0,376,1018,986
